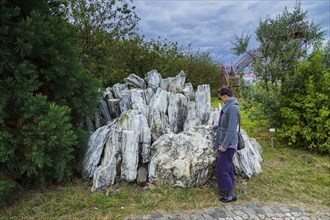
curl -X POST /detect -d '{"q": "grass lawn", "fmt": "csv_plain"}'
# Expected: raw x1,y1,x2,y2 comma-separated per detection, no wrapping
1,99,329,219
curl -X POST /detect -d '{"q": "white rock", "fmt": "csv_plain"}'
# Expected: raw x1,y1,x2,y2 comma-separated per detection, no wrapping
145,70,162,91
195,84,211,124
168,93,188,133
148,131,216,187
233,129,263,178
81,122,114,179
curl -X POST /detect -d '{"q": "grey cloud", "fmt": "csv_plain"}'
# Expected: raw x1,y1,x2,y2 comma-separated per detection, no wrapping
134,0,329,65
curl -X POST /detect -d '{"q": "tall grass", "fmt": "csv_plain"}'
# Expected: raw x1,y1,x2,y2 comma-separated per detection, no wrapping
1,98,329,219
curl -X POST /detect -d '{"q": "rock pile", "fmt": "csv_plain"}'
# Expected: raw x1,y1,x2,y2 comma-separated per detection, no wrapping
81,70,262,191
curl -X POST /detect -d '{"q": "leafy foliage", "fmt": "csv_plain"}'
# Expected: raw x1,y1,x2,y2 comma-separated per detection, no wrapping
276,50,330,153
231,32,251,56
0,0,100,205
236,2,327,154
94,36,220,91
63,0,140,81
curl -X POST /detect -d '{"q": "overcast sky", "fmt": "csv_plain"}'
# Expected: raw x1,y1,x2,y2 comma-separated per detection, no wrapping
133,0,330,66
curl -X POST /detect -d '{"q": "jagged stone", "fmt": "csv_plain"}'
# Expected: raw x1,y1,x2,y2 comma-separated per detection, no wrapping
160,71,185,93
183,83,195,101
107,99,121,119
168,93,188,133
124,73,146,89
144,87,155,105
183,101,202,131
233,130,263,178
145,70,162,91
99,99,112,122
112,83,127,99
119,91,131,113
195,84,212,124
91,126,121,192
148,88,170,141
90,110,151,191
81,123,113,179
130,89,148,118
117,110,151,164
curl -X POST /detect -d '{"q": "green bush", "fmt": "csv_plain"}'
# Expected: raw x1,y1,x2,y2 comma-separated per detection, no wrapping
277,50,330,153
240,49,329,154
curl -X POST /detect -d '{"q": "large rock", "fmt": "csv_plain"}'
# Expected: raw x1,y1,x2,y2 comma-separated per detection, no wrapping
195,84,211,124
91,126,121,192
81,123,114,179
148,131,216,187
145,70,162,91
168,93,188,133
130,89,149,118
124,73,147,89
112,83,128,99
90,110,151,191
160,71,185,93
182,83,195,101
148,88,170,141
98,99,112,123
233,130,263,178
183,101,202,131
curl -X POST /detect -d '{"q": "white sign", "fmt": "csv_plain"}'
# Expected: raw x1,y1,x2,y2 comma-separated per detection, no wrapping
269,128,276,132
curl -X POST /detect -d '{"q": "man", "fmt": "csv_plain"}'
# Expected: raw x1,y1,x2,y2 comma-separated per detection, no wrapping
213,86,240,203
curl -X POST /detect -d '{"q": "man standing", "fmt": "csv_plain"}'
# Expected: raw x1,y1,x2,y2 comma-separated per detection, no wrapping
213,86,240,203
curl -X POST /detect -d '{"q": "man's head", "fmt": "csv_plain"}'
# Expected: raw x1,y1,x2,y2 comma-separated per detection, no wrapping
218,86,233,103
218,86,233,97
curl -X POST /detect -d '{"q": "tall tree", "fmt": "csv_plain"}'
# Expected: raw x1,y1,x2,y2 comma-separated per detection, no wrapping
237,2,327,153
233,1,324,89
0,0,100,205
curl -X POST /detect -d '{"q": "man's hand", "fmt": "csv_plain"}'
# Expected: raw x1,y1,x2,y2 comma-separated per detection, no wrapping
218,146,226,152
205,125,214,130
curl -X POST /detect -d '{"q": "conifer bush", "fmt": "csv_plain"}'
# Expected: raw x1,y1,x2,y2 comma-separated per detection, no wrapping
0,0,100,206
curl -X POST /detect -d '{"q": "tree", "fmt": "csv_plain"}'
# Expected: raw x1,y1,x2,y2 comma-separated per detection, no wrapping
99,36,220,91
234,1,324,89
236,2,327,153
64,0,140,81
0,0,100,205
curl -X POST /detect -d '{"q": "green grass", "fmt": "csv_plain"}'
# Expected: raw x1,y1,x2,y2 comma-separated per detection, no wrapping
1,99,329,219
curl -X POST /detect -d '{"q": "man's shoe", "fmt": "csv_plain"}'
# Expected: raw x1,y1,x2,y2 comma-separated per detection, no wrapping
219,191,228,197
219,195,237,203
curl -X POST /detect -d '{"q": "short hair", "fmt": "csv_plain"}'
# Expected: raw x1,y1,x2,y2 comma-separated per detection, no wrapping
218,86,233,97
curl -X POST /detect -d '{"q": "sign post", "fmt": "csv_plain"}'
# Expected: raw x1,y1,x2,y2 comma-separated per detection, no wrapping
269,128,276,148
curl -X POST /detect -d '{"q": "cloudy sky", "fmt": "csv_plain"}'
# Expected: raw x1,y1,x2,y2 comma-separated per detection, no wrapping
133,0,330,65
